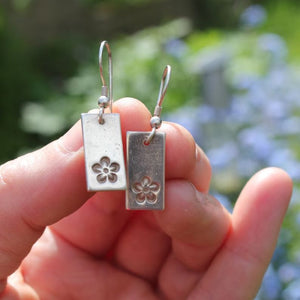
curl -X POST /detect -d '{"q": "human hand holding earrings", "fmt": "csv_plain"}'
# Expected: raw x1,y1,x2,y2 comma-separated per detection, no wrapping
0,36,293,299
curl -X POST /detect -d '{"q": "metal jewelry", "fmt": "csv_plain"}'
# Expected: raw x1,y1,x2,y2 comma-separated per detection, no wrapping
126,65,171,210
81,41,126,191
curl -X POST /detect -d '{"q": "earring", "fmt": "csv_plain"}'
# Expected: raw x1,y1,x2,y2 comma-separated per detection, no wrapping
81,41,126,191
126,65,171,210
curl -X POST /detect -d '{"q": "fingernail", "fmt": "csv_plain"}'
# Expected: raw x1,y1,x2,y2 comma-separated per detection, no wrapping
195,144,202,162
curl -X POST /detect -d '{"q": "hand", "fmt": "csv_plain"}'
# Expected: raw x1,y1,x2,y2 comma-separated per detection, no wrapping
0,98,292,299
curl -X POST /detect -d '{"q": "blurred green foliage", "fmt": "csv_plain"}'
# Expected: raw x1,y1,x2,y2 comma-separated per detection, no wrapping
0,0,300,164
0,10,37,161
261,0,300,62
80,0,151,5
19,19,200,141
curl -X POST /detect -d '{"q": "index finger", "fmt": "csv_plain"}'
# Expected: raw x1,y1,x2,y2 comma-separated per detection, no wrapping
0,98,152,280
0,120,89,281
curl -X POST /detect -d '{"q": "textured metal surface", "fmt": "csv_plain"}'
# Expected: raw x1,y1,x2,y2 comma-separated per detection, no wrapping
81,113,126,191
126,131,165,210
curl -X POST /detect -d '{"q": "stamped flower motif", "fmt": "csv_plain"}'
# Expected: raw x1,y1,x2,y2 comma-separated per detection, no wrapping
132,176,160,204
92,156,120,184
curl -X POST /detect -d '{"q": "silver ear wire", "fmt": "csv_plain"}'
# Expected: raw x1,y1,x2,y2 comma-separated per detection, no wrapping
145,65,171,144
98,40,113,124
81,40,126,191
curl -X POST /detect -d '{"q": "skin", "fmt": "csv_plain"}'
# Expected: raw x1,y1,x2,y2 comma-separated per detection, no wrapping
0,98,293,300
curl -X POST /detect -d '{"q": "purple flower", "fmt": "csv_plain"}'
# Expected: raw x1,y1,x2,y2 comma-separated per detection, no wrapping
164,39,187,58
240,5,267,28
207,142,239,170
258,34,287,61
268,149,300,180
258,265,282,300
283,279,300,300
278,263,300,283
238,127,275,161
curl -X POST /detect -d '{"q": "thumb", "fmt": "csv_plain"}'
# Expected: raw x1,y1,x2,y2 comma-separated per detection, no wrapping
189,167,293,299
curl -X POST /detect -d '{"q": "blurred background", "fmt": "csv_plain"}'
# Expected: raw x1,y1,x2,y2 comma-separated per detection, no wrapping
1,0,300,298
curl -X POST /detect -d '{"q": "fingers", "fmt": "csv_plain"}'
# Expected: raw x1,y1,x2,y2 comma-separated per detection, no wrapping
21,229,157,299
189,168,293,299
52,98,211,257
112,212,171,282
50,190,131,257
0,97,211,287
0,121,89,281
83,99,212,280
0,98,152,280
163,123,211,192
112,179,230,284
157,254,201,300
156,180,231,271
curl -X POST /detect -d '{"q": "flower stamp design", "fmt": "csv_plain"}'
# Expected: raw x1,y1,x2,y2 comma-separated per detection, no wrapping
92,156,120,184
132,176,160,205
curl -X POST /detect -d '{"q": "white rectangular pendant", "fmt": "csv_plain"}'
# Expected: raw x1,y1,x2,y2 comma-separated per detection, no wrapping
81,113,126,191
126,131,165,210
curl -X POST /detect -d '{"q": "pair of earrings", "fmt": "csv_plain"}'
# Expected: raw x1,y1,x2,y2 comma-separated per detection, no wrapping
81,41,170,210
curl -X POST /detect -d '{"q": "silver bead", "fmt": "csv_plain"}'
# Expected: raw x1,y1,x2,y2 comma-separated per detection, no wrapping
98,95,109,107
150,116,162,129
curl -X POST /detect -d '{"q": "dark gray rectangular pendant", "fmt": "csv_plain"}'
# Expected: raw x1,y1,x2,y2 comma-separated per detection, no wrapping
81,113,126,191
126,131,165,210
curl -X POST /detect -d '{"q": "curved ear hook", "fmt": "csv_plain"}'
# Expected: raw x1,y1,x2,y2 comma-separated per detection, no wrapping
98,40,113,123
145,65,171,144
156,64,171,110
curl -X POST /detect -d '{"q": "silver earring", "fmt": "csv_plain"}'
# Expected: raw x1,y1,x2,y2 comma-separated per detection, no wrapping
126,65,171,210
81,41,126,191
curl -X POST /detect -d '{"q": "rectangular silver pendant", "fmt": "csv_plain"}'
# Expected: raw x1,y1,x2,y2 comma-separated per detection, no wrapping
126,131,165,210
81,113,126,191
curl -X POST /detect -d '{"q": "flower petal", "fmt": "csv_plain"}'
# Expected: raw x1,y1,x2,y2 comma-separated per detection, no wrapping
97,173,107,183
92,163,101,173
108,172,118,183
146,192,157,203
100,156,110,168
136,192,146,203
141,176,151,187
149,182,160,193
110,162,120,172
132,182,143,193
